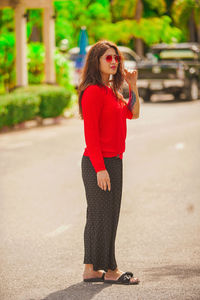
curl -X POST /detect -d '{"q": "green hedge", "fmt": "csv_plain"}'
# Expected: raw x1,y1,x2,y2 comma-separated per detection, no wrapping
14,84,72,118
0,84,73,129
0,93,40,128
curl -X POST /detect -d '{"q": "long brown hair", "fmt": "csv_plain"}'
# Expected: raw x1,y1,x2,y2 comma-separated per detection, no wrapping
78,40,124,119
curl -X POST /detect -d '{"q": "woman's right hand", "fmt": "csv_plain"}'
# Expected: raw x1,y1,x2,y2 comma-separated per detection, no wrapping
97,170,111,191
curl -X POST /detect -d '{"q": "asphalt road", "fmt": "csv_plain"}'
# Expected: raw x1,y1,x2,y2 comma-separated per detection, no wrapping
0,97,200,300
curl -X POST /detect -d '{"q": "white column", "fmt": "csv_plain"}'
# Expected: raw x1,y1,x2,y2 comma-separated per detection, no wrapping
14,5,28,87
43,5,56,84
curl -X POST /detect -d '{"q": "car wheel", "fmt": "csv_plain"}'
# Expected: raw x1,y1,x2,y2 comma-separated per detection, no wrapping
186,78,199,100
173,91,182,100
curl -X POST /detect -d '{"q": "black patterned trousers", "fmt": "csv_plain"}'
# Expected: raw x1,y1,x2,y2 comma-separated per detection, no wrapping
81,155,123,271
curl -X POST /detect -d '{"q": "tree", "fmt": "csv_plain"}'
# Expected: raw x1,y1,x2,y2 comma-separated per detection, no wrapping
171,0,200,42
54,0,111,47
108,0,182,54
0,8,15,92
134,0,144,56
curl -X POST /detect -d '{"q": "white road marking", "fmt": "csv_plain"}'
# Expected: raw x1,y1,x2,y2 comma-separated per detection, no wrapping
5,141,33,149
46,224,71,237
175,143,185,150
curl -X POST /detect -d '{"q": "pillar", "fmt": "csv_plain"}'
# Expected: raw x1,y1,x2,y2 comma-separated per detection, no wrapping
43,5,55,84
14,4,28,87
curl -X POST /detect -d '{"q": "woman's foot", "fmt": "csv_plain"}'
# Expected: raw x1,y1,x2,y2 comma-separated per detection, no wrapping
83,269,105,280
83,264,105,281
104,268,140,284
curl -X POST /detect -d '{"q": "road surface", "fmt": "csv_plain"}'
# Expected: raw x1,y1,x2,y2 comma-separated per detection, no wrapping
0,97,200,300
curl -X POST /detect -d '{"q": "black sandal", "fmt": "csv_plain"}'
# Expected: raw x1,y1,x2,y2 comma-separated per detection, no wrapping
104,272,139,285
84,271,105,282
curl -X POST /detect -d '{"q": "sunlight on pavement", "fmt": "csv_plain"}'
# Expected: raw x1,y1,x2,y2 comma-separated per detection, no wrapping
46,224,72,237
175,143,185,150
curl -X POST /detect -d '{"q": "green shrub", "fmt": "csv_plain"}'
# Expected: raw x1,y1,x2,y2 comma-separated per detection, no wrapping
54,48,73,92
27,42,45,84
38,89,70,118
0,31,16,93
0,93,40,128
27,43,74,91
14,84,72,118
0,84,73,129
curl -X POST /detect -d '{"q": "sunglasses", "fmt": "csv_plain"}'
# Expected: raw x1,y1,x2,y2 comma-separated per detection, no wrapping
105,55,121,63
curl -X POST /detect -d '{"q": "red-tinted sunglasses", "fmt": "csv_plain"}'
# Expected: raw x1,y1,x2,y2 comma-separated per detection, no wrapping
105,55,121,63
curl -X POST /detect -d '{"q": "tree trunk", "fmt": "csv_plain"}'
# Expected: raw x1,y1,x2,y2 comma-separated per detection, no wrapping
134,0,144,57
135,38,144,57
29,25,41,42
197,25,200,43
189,9,196,42
135,0,143,21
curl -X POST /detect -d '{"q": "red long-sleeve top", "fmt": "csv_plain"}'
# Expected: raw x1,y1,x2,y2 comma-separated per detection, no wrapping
81,85,133,172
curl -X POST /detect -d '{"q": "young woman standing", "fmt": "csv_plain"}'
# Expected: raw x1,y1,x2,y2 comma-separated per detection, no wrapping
78,40,140,285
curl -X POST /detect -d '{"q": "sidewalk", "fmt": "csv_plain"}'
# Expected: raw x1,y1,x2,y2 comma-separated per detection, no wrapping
0,105,79,134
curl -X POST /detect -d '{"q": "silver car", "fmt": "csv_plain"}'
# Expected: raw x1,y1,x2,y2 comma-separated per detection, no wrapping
67,45,141,96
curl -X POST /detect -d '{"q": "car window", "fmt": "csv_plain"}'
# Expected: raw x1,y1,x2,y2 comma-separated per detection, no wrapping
155,50,198,60
68,48,137,62
121,52,136,61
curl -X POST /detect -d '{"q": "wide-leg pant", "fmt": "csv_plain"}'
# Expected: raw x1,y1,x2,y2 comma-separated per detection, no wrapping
81,155,123,271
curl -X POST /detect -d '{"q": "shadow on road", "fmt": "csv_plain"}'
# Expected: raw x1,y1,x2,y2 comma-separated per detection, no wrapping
42,281,110,300
142,94,199,104
150,99,194,104
144,264,200,282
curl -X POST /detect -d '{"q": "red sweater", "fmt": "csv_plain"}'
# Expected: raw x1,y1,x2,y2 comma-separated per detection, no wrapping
82,85,133,172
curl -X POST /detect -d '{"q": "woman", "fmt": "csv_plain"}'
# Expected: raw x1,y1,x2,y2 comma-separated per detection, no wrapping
78,40,140,285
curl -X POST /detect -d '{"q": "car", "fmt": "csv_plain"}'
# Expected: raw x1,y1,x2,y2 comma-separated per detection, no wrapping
67,45,141,96
136,43,200,101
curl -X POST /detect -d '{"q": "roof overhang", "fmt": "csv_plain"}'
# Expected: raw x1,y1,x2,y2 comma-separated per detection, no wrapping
0,0,52,8
151,43,200,53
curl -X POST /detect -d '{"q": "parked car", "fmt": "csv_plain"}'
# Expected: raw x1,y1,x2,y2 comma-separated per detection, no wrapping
136,43,200,101
67,45,141,96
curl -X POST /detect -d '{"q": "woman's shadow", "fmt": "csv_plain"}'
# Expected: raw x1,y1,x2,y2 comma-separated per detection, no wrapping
42,281,110,300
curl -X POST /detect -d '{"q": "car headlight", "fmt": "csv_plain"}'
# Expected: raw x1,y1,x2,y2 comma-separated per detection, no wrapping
189,67,195,74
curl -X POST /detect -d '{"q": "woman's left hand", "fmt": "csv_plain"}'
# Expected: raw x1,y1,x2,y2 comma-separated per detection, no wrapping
124,69,138,88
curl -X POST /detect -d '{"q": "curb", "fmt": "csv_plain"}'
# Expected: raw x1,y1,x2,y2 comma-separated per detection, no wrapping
0,107,80,134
